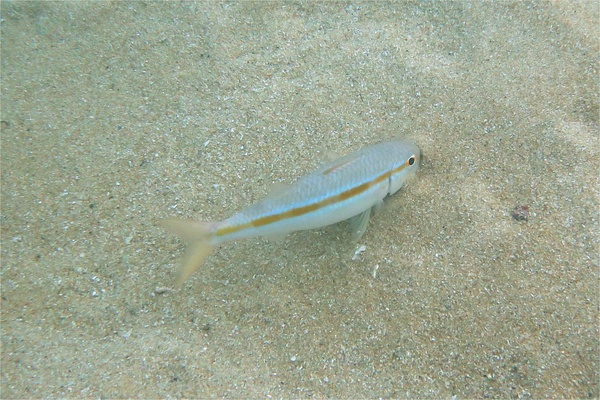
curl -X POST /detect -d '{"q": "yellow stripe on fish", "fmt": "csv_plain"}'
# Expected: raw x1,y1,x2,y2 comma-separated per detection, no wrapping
162,139,420,286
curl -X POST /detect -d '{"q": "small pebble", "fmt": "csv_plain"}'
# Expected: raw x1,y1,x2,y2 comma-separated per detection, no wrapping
512,205,530,221
154,286,174,294
352,245,367,260
372,264,379,278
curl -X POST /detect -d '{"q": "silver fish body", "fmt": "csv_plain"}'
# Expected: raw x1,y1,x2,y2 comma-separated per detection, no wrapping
162,139,420,285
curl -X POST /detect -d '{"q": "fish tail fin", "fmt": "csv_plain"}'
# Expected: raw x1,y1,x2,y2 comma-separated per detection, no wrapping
160,219,215,287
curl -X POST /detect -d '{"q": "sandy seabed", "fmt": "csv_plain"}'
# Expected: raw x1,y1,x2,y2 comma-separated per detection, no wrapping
1,2,598,398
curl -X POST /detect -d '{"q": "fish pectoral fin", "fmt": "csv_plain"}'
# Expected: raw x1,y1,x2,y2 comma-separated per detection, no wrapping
349,208,372,242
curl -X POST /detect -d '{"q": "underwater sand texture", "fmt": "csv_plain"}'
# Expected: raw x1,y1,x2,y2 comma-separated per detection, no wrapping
1,2,598,398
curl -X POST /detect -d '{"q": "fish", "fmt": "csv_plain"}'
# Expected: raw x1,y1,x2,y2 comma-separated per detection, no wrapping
162,139,421,286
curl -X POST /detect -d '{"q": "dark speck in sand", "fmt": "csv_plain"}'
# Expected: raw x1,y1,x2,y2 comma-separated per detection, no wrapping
512,205,530,221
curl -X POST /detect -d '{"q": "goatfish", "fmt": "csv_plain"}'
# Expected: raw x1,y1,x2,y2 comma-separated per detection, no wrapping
162,139,421,286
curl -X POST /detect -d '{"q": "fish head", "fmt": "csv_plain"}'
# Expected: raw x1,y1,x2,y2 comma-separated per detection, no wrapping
388,140,421,195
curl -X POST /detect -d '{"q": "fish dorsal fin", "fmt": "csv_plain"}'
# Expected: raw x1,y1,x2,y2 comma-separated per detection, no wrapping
266,182,291,197
313,146,339,164
321,152,362,175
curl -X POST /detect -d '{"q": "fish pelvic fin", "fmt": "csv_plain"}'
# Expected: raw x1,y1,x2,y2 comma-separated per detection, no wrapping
160,219,215,287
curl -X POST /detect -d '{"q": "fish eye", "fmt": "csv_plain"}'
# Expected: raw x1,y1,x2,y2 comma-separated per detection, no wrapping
408,156,416,166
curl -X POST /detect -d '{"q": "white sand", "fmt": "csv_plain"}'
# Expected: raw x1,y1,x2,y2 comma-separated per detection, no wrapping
1,2,597,397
